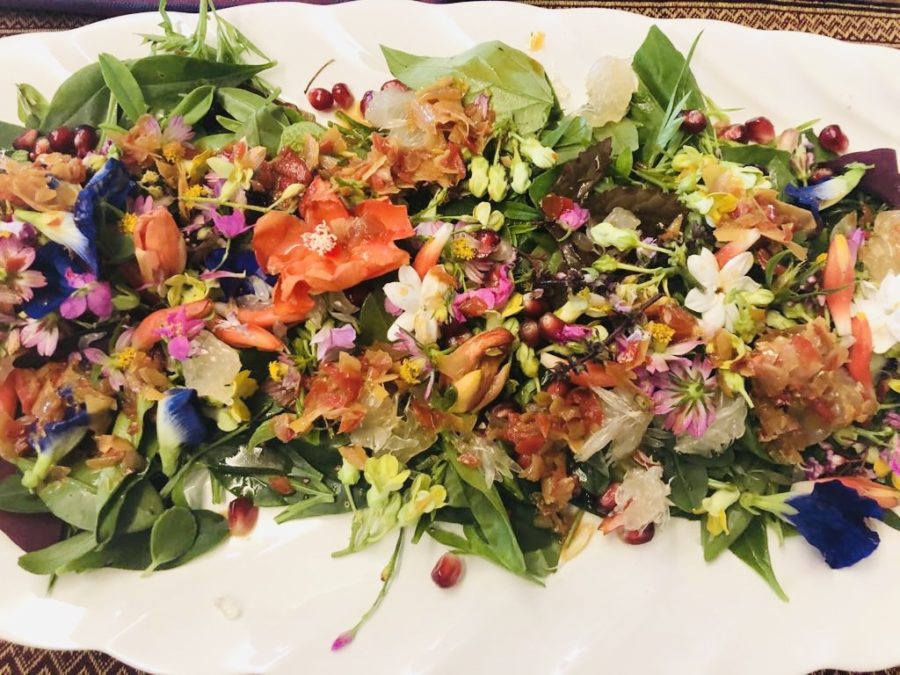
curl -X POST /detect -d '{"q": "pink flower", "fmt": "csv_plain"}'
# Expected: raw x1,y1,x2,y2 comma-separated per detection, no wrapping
645,339,702,374
21,316,59,356
211,210,250,238
0,237,45,305
132,195,155,215
451,264,514,322
82,330,135,391
59,269,113,320
652,357,718,437
310,324,357,362
162,115,195,144
558,203,590,230
556,323,592,342
154,306,205,361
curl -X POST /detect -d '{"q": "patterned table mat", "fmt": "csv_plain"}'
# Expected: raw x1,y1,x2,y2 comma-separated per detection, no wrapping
0,0,898,673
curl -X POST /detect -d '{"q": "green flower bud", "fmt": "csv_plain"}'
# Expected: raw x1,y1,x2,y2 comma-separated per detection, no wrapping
592,255,619,273
488,163,508,202
518,136,557,169
468,156,490,198
338,458,360,486
510,156,531,194
516,343,540,378
588,221,640,251
765,310,795,330
473,201,492,227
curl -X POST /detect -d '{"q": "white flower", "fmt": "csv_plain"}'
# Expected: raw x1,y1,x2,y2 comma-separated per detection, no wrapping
575,387,653,462
684,249,769,337
614,466,671,531
852,272,900,354
384,265,452,345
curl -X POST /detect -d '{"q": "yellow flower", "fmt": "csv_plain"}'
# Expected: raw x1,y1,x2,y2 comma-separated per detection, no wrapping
162,142,184,163
268,361,289,382
450,236,476,261
398,358,424,385
139,170,160,186
647,322,675,350
165,273,210,307
119,212,138,235
364,454,410,508
529,31,545,51
698,487,741,537
181,184,204,209
225,370,259,424
398,474,447,526
111,347,138,369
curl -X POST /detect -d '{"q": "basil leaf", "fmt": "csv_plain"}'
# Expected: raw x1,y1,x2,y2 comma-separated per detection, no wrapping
382,41,556,135
18,532,96,575
501,200,541,222
168,84,216,125
584,185,686,231
0,474,48,514
551,138,612,202
98,53,148,125
729,518,789,601
16,83,48,129
146,506,197,573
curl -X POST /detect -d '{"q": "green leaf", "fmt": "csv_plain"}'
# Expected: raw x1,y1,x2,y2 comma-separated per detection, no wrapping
501,200,541,222
168,84,216,125
528,167,561,208
571,454,610,496
357,292,393,345
95,476,164,544
146,506,198,573
881,509,900,532
18,532,96,575
98,53,148,125
540,114,593,164
730,518,788,601
668,455,708,512
0,121,26,149
38,475,102,529
382,41,556,135
701,505,753,562
42,62,110,129
0,474,48,514
96,203,135,263
161,510,229,568
16,83,48,129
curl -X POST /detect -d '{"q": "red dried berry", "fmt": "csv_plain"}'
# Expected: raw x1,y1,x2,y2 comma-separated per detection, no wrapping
808,167,834,185
745,116,775,144
32,136,51,158
431,552,463,588
228,497,259,537
818,124,849,154
679,109,707,135
331,82,354,109
307,87,334,111
522,293,548,319
538,312,565,341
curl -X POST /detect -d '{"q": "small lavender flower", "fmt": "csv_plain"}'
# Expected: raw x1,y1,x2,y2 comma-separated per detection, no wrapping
311,324,357,362
652,357,718,437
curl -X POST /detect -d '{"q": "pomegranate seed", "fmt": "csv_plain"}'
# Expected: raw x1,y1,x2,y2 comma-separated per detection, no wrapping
381,78,410,92
597,482,620,513
227,497,259,537
331,82,354,109
808,167,834,185
718,123,747,143
538,312,565,341
47,126,75,154
679,109,707,135
72,125,99,158
744,116,775,144
545,380,571,398
359,90,375,117
818,124,849,154
268,476,295,496
517,453,533,469
32,136,51,158
519,320,541,348
619,523,655,545
522,293,548,319
431,552,463,588
307,87,334,111
12,128,38,152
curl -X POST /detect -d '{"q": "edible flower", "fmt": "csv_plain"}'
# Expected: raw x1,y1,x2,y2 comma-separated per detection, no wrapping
699,485,741,537
154,305,205,361
20,315,59,357
71,158,131,272
784,164,866,214
22,390,89,489
0,237,45,305
132,298,212,352
15,209,94,272
823,232,857,337
59,269,113,321
311,324,357,362
436,327,514,413
852,272,900,353
363,454,410,509
397,474,447,527
652,356,718,437
468,156,489,197
211,209,251,239
450,264,514,322
133,207,188,291
384,264,454,345
157,387,207,477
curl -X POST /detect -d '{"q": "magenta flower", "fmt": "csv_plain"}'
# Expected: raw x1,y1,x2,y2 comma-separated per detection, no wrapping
0,237,46,305
652,357,718,437
451,264,514,322
21,315,59,356
310,324,357,362
155,306,205,361
59,269,113,320
211,210,250,238
885,411,900,430
557,203,590,230
556,323,593,342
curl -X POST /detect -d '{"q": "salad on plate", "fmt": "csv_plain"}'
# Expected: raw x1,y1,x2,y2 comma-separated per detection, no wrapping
0,0,899,647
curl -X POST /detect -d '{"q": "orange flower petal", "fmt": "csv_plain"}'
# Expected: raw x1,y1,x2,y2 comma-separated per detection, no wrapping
212,322,284,352
823,234,855,336
848,314,873,390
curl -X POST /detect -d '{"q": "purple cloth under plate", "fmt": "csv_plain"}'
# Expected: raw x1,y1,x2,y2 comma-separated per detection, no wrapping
0,0,362,17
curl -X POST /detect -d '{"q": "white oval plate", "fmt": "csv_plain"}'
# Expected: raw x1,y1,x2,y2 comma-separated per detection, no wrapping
1,2,899,674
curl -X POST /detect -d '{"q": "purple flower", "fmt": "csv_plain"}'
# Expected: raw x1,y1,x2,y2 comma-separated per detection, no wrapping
59,269,113,320
888,434,900,476
162,115,195,144
155,306,205,361
645,339,702,374
331,630,355,652
450,264,514,322
211,210,250,238
557,203,590,230
652,357,718,437
885,411,900,430
311,324,357,362
132,195,155,215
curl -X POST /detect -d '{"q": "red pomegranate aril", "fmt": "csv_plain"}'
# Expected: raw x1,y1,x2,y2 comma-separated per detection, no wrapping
679,109,707,135
47,126,75,154
72,124,99,157
718,123,747,143
808,167,834,185
818,124,849,154
331,82,354,109
538,312,565,341
359,90,375,117
12,128,38,152
522,293,548,319
519,320,542,348
32,136,51,158
597,482,620,513
228,497,259,536
431,552,463,588
307,87,334,111
745,116,775,144
381,78,410,92
619,523,655,545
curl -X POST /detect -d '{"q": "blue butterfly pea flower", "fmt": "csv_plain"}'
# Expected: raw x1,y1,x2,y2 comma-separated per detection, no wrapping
21,388,89,489
15,209,95,273
784,164,866,215
72,158,132,273
786,480,883,569
157,388,207,477
205,247,274,298
22,242,75,319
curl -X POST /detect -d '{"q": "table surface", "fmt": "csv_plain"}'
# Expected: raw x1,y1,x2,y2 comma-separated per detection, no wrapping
0,1,897,673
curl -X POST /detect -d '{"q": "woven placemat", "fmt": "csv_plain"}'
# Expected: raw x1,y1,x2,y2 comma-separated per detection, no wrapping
0,1,897,673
